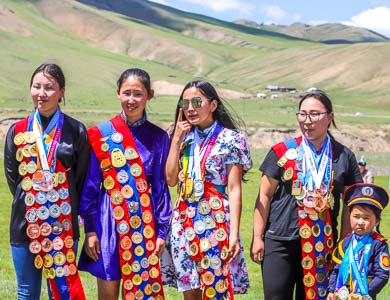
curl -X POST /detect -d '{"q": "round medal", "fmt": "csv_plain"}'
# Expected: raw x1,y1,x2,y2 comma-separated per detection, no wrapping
123,279,133,291
27,224,40,239
178,170,185,182
215,279,226,293
194,220,206,235
209,196,222,210
25,132,35,144
202,271,214,285
208,232,218,247
57,172,66,184
27,161,37,174
189,242,199,256
24,193,35,206
116,170,129,184
144,283,152,296
110,190,123,205
132,274,142,285
201,255,211,269
25,208,38,223
47,190,59,203
128,201,139,214
122,263,132,276
121,185,133,199
60,202,72,215
29,144,37,157
151,282,161,293
306,288,316,300
21,177,33,191
186,206,196,219
120,236,132,250
149,267,159,279
198,200,211,215
43,254,54,268
143,225,154,239
140,194,150,207
146,240,154,251
55,267,65,278
285,148,298,160
148,254,159,266
215,228,227,241
220,246,229,260
326,238,334,249
214,211,226,223
204,215,216,229
64,236,74,249
283,167,294,181
315,254,325,268
53,236,64,251
135,290,144,300
29,240,42,254
49,204,61,218
101,143,109,152
124,147,139,160
111,132,123,143
122,250,132,261
295,187,307,201
38,206,50,220
337,286,349,300
52,221,64,235
301,256,313,269
205,287,216,299
193,179,204,195
130,163,142,177
298,209,307,219
112,206,124,220
69,264,77,275
303,272,315,287
140,258,149,269
185,227,196,241
312,224,321,237
41,238,53,253
315,241,324,252
130,216,141,229
66,250,76,263
131,232,143,244
136,179,148,193
40,222,52,236
117,221,130,234
14,132,25,145
22,145,31,158
316,271,325,283
35,191,47,205
58,187,69,200
132,261,141,272
299,224,311,239
54,252,66,266
142,211,152,224
200,237,211,252
303,241,313,253
309,213,319,221
103,176,115,190
34,254,43,269
134,246,144,257
62,219,71,231
100,158,111,172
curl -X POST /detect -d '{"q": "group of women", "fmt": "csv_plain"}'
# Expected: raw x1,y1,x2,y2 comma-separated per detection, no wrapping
5,63,363,300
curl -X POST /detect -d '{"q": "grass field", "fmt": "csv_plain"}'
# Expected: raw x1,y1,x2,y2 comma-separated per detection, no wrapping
1,155,390,299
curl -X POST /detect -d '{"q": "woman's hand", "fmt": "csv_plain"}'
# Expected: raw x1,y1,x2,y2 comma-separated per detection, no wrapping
228,235,240,262
250,236,265,264
84,232,100,261
326,292,336,300
172,108,191,145
154,238,166,257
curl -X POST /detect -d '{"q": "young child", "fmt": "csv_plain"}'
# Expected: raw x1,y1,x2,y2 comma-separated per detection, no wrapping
327,183,389,300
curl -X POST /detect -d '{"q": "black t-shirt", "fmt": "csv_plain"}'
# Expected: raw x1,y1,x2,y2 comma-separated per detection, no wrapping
260,138,362,241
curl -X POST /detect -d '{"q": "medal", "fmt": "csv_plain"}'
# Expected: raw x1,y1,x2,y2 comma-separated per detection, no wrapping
14,132,25,145
112,206,124,220
136,179,148,193
29,240,42,254
148,254,159,266
185,178,193,196
291,180,302,196
101,143,109,152
120,236,132,250
149,267,160,278
16,148,23,162
194,220,206,234
204,215,216,229
66,250,76,263
142,210,152,224
299,224,311,239
301,256,313,269
64,236,74,249
117,221,130,234
24,131,35,144
198,200,211,215
316,271,325,283
306,288,316,300
303,272,315,287
62,219,71,231
130,216,141,229
25,208,38,223
116,169,129,184
121,185,133,199
34,255,43,269
200,237,211,252
124,147,139,160
277,156,288,167
100,158,111,172
131,232,143,244
47,190,59,203
337,286,350,300
122,250,132,261
189,242,199,256
193,179,204,196
178,170,185,182
283,167,294,181
209,197,222,210
111,190,123,205
220,246,229,260
111,148,126,168
143,225,154,239
303,241,313,253
27,224,40,239
22,145,31,158
29,144,37,157
51,221,64,235
202,271,214,285
41,238,53,253
54,252,66,266
52,236,64,250
111,132,123,143
123,279,133,291
26,161,37,174
43,254,54,268
215,228,227,241
312,224,321,237
24,193,35,206
57,172,66,184
205,287,216,299
140,194,150,207
214,211,226,223
18,162,28,176
285,148,298,160
130,163,142,177
103,176,115,190
185,227,196,241
134,246,144,257
315,241,324,252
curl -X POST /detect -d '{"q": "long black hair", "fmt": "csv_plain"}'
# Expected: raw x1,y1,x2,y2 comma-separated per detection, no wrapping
173,80,243,132
30,63,66,103
116,68,152,96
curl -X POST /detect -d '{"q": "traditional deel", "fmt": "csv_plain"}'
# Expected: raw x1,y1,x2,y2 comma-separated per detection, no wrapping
88,115,164,300
14,112,85,300
177,123,233,300
272,136,335,300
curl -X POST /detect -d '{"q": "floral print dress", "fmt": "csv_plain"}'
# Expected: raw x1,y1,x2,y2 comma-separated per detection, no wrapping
161,124,252,294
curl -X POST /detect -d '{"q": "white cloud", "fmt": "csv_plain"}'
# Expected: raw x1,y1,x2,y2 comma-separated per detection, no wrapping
183,0,254,15
342,6,390,37
263,5,301,24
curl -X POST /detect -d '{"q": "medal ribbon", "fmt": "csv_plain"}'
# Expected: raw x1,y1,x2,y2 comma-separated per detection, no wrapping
15,116,86,300
32,108,64,172
88,115,165,300
336,234,372,295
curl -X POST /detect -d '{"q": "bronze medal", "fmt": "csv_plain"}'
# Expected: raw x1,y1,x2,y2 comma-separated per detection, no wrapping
100,158,111,172
41,238,53,253
64,236,74,249
326,238,334,249
53,236,64,251
27,224,40,239
306,288,316,300
123,279,133,291
316,271,325,283
130,216,141,229
202,271,214,286
315,254,325,268
29,240,42,254
136,179,148,193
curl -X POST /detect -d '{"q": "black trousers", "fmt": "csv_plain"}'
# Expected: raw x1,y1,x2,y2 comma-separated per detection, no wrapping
262,237,305,300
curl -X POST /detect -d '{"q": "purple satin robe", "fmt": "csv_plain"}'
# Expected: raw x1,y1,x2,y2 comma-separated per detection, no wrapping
78,119,172,280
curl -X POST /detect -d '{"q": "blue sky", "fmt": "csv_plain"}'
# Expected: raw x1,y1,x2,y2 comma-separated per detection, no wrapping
149,0,390,37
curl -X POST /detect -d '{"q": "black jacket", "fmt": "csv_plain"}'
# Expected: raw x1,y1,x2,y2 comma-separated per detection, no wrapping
4,113,90,244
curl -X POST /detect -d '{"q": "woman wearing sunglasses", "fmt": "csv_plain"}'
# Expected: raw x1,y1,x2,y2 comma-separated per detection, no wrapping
161,80,252,300
251,90,362,300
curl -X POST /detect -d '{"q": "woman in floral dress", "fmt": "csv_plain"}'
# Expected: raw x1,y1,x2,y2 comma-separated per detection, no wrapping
161,80,252,300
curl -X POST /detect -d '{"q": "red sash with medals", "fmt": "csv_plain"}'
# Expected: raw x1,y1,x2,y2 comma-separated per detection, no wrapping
88,115,164,300
272,137,335,300
177,124,234,300
14,116,85,300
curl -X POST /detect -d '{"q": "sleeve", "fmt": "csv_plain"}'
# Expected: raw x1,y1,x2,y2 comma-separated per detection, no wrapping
225,131,252,171
328,242,343,292
259,148,283,180
4,124,19,196
345,149,363,186
74,123,91,199
368,241,389,295
151,132,172,240
79,150,102,233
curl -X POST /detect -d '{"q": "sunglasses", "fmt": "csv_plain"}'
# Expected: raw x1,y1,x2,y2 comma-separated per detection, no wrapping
178,97,203,110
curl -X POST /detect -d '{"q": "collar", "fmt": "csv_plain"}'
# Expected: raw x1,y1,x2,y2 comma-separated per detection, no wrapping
195,121,217,138
121,111,147,128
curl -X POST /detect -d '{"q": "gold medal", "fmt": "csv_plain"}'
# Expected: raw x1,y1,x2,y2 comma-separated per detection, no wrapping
34,254,44,269
112,206,124,220
140,194,150,207
143,225,154,239
111,148,126,168
149,267,159,279
215,279,226,293
21,177,33,191
122,263,132,276
303,272,315,287
205,287,216,299
16,148,23,162
27,161,37,174
220,246,229,260
306,288,316,300
315,241,324,252
144,284,152,295
52,173,59,187
130,216,141,229
202,271,214,285
303,241,313,253
111,190,123,205
135,245,144,257
14,132,25,145
142,211,152,224
132,274,142,286
120,236,132,250
54,252,66,266
122,250,132,261
103,176,115,190
130,163,142,177
124,147,139,160
299,224,311,239
64,236,74,249
43,254,54,268
146,240,154,251
24,132,35,144
200,237,211,252
66,250,76,263
189,242,199,256
29,144,37,157
301,256,313,269
57,172,66,184
18,162,28,176
22,145,31,158
283,167,294,181
148,254,159,266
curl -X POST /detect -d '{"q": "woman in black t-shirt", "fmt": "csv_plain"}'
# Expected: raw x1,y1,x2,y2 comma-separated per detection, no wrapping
251,90,362,300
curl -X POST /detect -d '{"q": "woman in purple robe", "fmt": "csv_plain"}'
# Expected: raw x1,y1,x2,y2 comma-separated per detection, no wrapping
78,68,172,300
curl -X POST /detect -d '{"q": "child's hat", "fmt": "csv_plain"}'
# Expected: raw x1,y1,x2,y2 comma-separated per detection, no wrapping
344,183,389,210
